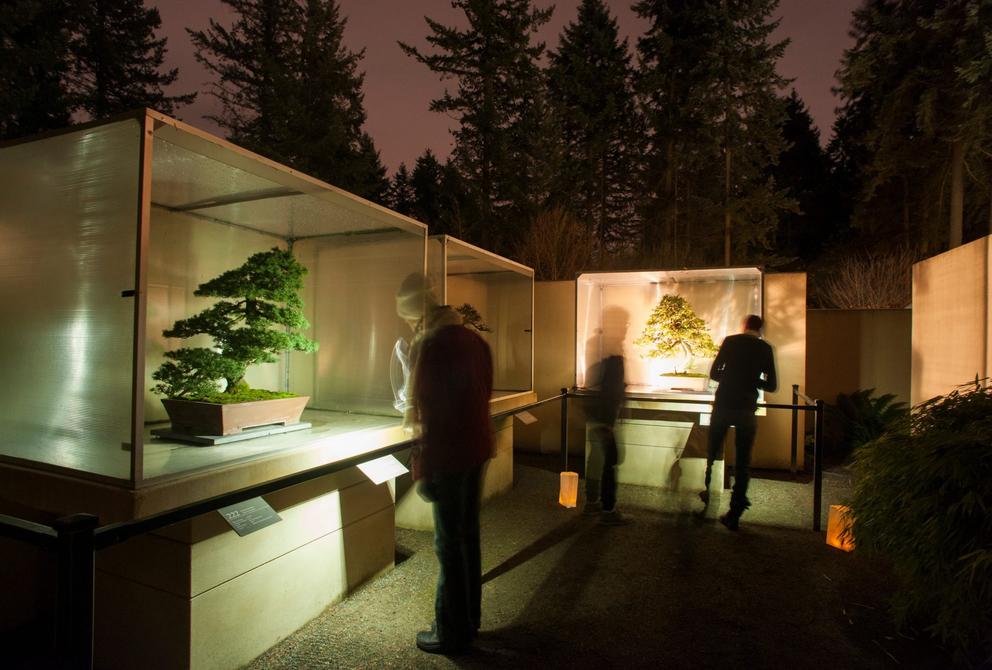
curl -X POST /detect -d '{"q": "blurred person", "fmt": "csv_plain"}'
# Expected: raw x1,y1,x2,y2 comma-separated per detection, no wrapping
582,306,632,525
411,321,494,655
391,273,462,436
701,314,777,530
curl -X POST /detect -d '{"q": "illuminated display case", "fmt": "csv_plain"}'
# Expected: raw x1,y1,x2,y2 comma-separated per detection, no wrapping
427,235,534,397
576,267,764,491
0,110,426,489
576,267,763,397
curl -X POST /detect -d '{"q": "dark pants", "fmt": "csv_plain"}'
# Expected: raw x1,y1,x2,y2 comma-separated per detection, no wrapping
430,466,483,646
705,408,758,516
585,423,618,511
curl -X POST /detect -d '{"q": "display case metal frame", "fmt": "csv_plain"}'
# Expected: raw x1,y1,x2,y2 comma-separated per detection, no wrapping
0,109,428,493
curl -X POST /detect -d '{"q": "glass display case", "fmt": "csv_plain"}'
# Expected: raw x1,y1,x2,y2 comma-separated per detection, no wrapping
576,267,762,396
427,235,534,398
575,267,764,490
0,110,426,487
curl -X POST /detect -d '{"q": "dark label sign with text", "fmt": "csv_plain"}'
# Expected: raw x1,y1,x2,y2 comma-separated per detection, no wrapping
218,497,282,537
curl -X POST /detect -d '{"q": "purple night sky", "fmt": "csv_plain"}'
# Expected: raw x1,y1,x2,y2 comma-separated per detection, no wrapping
152,0,862,173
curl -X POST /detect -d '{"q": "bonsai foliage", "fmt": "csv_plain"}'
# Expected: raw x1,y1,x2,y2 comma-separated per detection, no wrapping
634,295,718,373
849,382,992,663
152,248,317,400
456,303,491,332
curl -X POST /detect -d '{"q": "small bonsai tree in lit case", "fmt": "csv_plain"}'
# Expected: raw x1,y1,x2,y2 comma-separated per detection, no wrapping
634,294,718,374
153,248,318,437
455,303,492,332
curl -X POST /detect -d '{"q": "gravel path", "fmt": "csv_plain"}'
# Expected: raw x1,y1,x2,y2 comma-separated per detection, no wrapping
245,461,954,669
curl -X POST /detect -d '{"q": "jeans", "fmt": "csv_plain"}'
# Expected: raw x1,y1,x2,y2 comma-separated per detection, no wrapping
429,466,483,645
704,408,758,516
585,423,618,511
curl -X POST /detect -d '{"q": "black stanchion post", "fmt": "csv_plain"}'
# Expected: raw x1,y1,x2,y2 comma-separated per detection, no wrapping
54,513,98,670
813,400,825,532
560,388,568,472
790,384,799,477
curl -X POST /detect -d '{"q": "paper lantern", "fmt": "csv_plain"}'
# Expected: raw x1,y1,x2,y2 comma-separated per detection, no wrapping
559,471,579,508
826,504,855,552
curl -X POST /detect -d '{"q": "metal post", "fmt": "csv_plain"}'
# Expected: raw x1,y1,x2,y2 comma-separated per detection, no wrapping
813,400,825,532
54,513,98,670
560,388,569,472
790,384,799,477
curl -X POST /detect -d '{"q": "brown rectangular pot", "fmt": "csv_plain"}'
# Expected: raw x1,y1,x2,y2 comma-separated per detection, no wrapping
161,396,310,436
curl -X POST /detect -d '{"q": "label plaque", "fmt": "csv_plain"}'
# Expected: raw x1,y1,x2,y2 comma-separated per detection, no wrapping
218,497,282,537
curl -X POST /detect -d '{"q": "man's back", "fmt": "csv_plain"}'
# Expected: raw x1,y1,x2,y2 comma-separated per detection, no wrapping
710,333,777,411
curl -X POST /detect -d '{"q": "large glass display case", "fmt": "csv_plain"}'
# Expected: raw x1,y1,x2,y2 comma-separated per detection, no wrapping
0,110,426,487
575,267,764,490
427,235,533,397
576,267,762,396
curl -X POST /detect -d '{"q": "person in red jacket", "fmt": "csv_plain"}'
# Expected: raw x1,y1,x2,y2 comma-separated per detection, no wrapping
412,322,494,654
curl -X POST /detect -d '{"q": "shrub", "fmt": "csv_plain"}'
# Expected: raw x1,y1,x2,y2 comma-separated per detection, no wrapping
849,382,992,664
830,388,909,462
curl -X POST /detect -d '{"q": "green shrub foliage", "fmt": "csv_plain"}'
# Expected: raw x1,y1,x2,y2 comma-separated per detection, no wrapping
152,248,318,400
830,388,908,461
850,382,992,663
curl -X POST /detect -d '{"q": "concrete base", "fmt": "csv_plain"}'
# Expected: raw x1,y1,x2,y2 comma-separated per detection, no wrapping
586,414,724,494
93,466,395,670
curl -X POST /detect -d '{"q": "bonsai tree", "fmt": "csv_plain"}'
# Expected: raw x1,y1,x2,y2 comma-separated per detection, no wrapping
152,247,318,402
633,294,718,374
456,303,491,332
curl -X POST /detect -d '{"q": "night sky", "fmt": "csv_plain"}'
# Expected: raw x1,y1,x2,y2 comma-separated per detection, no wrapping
152,0,862,173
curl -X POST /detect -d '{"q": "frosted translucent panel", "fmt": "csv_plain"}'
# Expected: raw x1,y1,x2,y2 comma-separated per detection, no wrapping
291,232,425,414
151,132,421,239
0,121,140,479
143,209,289,423
576,268,762,393
446,272,533,391
430,236,534,393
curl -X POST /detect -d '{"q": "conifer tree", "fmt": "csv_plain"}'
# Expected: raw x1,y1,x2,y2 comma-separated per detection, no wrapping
835,0,992,250
189,0,388,201
71,0,195,119
635,0,792,266
0,0,74,139
410,149,446,226
769,90,835,262
400,0,553,255
387,163,416,217
547,0,643,258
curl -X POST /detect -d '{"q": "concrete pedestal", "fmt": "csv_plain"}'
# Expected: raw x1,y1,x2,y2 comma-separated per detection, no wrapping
94,467,394,670
585,410,724,495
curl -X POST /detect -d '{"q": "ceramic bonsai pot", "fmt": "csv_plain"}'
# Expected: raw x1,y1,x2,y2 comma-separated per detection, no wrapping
162,396,310,436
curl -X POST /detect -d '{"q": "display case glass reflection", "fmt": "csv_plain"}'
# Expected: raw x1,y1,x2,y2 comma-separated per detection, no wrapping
576,268,762,398
427,235,534,398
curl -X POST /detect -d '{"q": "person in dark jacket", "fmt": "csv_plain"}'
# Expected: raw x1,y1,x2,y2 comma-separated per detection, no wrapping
702,314,777,530
412,322,494,654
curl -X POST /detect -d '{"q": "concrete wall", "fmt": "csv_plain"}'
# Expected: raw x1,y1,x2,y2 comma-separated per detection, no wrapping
753,273,807,470
911,236,991,406
514,281,586,457
806,309,912,406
